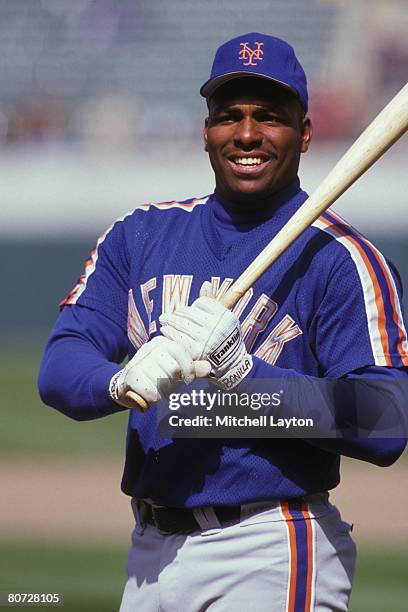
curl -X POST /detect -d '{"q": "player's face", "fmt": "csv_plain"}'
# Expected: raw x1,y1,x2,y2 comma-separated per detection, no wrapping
204,78,312,203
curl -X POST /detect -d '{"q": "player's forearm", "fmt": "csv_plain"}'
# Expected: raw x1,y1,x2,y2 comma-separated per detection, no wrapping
244,357,408,466
38,338,123,420
38,305,127,420
302,437,406,467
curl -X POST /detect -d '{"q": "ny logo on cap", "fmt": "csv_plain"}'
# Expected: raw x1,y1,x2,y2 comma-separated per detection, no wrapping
239,41,264,66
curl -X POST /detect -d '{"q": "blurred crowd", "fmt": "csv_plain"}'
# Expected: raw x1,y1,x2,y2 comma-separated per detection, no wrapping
0,0,406,150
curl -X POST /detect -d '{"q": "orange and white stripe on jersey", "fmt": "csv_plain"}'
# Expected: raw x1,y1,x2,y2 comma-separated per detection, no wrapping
313,210,408,367
138,196,209,212
60,197,208,308
59,209,134,308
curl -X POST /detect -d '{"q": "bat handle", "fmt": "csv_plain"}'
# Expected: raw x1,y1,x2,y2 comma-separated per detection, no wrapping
124,360,212,412
220,287,246,310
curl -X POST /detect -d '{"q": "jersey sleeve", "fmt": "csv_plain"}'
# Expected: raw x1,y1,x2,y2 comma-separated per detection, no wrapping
310,252,408,378
38,304,128,420
60,214,132,331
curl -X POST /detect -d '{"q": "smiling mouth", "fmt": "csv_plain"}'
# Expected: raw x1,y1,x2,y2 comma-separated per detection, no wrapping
234,156,264,166
228,156,270,174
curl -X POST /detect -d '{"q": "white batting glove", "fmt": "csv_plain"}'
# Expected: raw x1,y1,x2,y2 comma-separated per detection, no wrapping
109,336,209,409
159,282,253,389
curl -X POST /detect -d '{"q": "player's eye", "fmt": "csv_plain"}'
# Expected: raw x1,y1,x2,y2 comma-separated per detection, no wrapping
256,112,282,123
212,112,236,124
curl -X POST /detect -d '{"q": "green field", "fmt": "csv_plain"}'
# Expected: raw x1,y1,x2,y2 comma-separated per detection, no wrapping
350,548,408,612
0,350,128,457
0,541,406,612
0,540,125,612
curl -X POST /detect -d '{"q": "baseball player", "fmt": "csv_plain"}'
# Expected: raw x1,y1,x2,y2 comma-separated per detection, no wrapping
39,33,408,611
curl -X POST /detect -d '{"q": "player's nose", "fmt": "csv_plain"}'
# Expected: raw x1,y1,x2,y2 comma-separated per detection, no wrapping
233,116,263,151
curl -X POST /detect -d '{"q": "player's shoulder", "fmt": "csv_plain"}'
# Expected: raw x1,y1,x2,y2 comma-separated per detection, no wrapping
87,194,211,261
308,208,403,290
108,194,211,234
99,194,211,242
127,194,210,223
138,194,210,213
310,208,383,264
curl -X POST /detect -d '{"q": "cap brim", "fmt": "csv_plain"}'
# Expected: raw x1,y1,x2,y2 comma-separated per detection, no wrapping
200,71,300,102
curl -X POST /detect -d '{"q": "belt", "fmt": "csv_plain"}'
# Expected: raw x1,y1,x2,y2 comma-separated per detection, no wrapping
135,493,328,536
137,499,242,535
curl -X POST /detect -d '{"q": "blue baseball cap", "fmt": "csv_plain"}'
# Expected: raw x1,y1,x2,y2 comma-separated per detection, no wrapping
200,32,308,111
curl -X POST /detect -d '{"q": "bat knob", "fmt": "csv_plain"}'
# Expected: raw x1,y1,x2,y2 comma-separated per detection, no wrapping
125,390,149,412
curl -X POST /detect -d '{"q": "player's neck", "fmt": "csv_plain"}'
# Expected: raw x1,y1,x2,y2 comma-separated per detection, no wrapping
213,177,301,226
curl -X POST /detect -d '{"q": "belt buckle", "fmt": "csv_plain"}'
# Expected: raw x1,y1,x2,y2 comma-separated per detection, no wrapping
149,502,181,536
138,499,163,531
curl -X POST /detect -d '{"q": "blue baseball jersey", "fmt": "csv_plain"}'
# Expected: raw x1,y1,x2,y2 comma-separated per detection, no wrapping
39,178,408,506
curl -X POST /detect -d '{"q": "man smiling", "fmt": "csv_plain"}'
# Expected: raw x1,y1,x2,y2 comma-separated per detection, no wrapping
204,78,311,202
39,33,408,611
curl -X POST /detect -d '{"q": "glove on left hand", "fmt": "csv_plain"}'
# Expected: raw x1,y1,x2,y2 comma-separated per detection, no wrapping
159,283,253,389
109,336,209,409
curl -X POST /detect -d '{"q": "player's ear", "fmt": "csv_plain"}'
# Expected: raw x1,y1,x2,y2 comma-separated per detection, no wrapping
203,117,209,152
300,116,312,153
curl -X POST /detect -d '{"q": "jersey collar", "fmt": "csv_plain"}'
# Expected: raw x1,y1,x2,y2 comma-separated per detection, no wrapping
201,178,306,260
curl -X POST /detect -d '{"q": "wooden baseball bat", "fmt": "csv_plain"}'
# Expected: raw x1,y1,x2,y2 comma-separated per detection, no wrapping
127,81,408,411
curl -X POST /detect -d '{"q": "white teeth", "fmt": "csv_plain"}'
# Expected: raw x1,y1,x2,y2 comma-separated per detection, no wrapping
235,157,263,166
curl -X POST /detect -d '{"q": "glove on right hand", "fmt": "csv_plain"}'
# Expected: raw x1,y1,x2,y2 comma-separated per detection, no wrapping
159,285,253,389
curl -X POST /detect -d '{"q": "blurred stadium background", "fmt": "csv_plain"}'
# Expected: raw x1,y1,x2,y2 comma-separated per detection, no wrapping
0,1,407,610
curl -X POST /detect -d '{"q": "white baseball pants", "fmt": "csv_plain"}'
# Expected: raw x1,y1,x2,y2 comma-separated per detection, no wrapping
119,494,356,612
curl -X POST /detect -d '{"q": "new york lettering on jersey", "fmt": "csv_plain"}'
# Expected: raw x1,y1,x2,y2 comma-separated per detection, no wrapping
127,275,301,367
